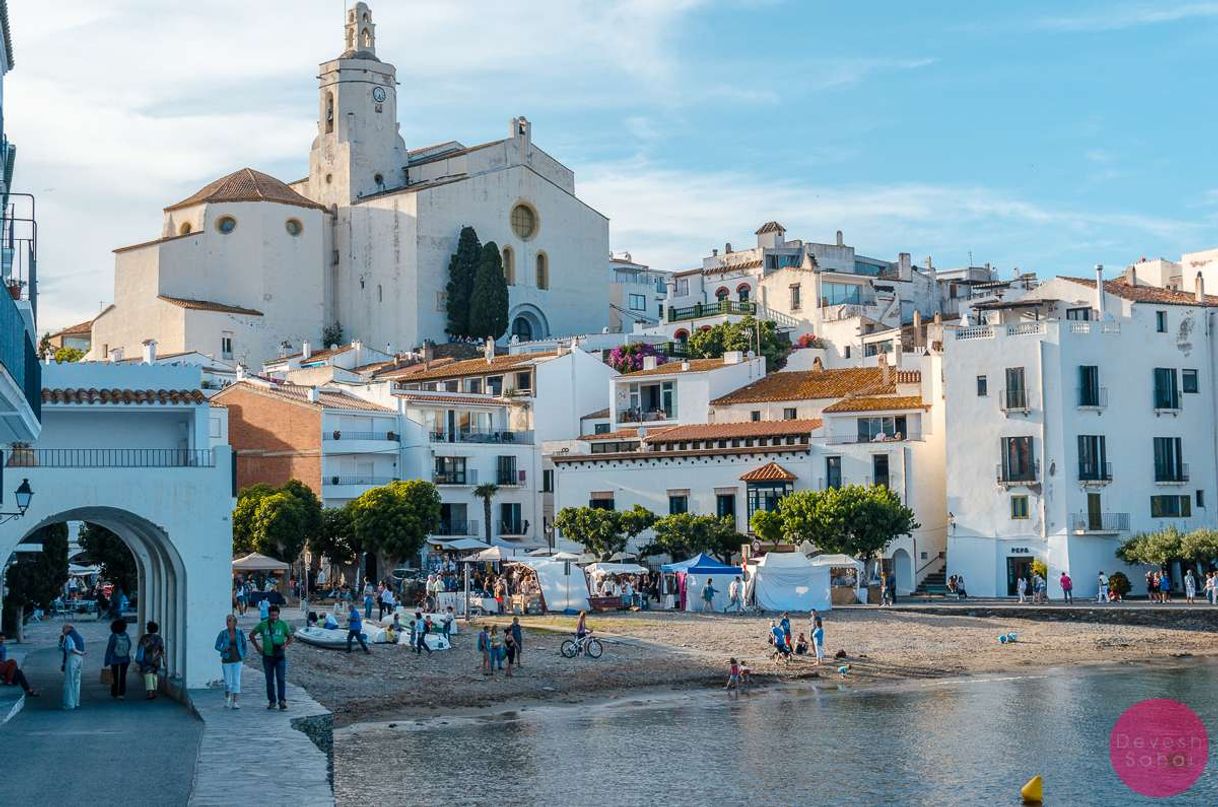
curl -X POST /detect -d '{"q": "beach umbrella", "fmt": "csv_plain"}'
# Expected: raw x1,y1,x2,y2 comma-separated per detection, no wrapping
609,551,637,561
527,547,553,557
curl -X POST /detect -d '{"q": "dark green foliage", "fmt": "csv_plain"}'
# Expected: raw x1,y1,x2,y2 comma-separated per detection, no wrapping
78,523,138,593
4,523,69,620
687,316,790,372
645,513,740,563
469,241,510,340
310,506,360,568
349,480,442,565
445,226,482,336
774,484,919,560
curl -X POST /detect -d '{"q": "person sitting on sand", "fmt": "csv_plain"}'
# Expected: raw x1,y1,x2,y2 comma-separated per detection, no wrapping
725,658,740,697
793,633,809,655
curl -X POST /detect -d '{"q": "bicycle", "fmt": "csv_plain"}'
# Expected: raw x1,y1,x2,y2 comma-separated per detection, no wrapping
560,632,603,659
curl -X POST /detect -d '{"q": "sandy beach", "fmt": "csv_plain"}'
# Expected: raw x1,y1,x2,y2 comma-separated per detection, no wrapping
278,605,1218,727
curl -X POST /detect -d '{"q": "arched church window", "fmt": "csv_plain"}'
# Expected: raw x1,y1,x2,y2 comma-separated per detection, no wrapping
326,93,335,134
502,246,516,286
216,216,237,234
536,252,549,290
361,28,372,48
285,219,303,237
179,222,192,235
510,204,537,240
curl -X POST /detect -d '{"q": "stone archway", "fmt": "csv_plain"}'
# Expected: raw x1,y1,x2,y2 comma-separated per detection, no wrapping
509,304,549,342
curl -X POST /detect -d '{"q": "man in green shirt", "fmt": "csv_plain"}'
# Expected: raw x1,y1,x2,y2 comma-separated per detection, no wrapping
250,604,294,710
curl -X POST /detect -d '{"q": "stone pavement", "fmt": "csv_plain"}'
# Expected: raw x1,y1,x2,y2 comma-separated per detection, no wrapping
188,660,334,807
0,619,203,807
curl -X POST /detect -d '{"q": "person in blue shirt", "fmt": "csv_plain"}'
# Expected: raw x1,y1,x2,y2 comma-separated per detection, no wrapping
363,591,374,620
346,603,370,654
258,597,270,621
812,624,825,665
779,612,792,645
769,620,790,659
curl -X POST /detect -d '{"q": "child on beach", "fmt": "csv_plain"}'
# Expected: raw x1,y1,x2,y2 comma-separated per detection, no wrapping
725,658,740,697
812,623,825,665
739,661,752,690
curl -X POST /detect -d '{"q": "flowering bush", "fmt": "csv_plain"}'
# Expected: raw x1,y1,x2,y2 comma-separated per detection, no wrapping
794,333,825,349
608,342,666,373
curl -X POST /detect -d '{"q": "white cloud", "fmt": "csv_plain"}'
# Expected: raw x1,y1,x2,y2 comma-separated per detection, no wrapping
1034,2,1218,32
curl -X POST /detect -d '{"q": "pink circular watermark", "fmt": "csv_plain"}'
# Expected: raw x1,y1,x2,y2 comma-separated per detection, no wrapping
1110,699,1208,798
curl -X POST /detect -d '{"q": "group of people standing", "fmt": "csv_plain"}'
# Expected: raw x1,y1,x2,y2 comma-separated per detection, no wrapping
53,619,165,711
767,610,825,664
476,618,524,677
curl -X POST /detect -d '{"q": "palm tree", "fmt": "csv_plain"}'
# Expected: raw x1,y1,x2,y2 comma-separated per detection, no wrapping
474,483,499,544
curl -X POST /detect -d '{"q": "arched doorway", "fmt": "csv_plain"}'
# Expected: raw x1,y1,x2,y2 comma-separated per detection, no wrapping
511,316,533,341
508,305,549,342
892,548,913,594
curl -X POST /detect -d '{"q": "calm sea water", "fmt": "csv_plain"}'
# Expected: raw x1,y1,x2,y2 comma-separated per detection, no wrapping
348,663,1218,806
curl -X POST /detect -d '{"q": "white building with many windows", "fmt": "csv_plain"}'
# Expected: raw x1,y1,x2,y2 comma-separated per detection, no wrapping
944,266,1218,598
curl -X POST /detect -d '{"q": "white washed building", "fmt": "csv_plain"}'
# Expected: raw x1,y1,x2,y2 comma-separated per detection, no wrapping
944,267,1218,598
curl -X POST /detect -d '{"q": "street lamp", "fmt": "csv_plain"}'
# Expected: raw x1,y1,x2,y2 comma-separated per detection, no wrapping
0,478,34,523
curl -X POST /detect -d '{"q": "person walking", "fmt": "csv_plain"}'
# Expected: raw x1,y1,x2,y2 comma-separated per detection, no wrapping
879,571,891,607
779,612,792,647
415,613,433,656
59,624,85,711
725,576,743,614
215,614,247,709
135,621,165,700
490,625,504,672
1161,571,1172,603
346,602,371,654
1185,570,1197,604
363,589,374,620
503,625,517,678
701,578,718,613
1060,572,1073,605
1097,571,1109,603
1206,572,1216,605
251,604,293,710
103,618,132,700
1017,575,1027,604
812,621,825,666
234,581,248,616
442,607,456,643
510,617,523,667
478,625,492,676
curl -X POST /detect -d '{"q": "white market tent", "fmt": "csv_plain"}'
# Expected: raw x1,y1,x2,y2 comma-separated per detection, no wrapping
750,551,832,612
232,552,290,572
434,538,491,552
583,562,648,577
507,558,589,613
660,554,742,612
465,546,527,563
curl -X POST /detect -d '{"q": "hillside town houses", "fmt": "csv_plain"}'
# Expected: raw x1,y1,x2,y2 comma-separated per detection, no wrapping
24,1,1218,606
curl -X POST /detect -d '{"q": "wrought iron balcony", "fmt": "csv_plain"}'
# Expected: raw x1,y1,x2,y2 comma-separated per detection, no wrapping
618,408,675,423
1076,386,1108,408
999,388,1029,413
996,460,1039,486
667,299,756,322
1154,463,1190,484
326,430,400,442
1077,462,1112,484
327,475,396,487
429,429,533,445
1070,512,1130,533
5,448,214,468
498,520,527,536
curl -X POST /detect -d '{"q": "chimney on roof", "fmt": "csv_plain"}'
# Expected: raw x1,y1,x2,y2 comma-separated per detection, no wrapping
835,230,844,247
723,350,743,365
1094,264,1107,319
352,339,363,366
302,340,312,360
898,252,912,282
236,364,247,381
141,338,157,365
933,312,942,325
307,386,320,403
1196,271,1205,303
725,243,732,254
484,337,495,364
812,356,824,372
878,351,891,386
108,347,124,363
642,355,658,371
681,360,690,371
423,340,434,369
1124,264,1137,286
712,248,719,257
912,310,923,347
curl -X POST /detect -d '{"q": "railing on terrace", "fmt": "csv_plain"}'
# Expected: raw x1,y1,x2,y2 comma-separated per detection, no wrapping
1070,512,1130,533
667,300,756,322
429,430,533,444
434,521,475,536
1076,386,1108,408
496,472,522,486
1154,463,1190,484
999,388,1029,412
5,448,214,468
326,430,400,442
1006,323,1046,336
498,520,527,535
954,326,994,340
819,303,871,322
327,475,396,487
996,460,1039,485
433,472,472,485
1077,462,1113,483
822,430,923,445
0,278,39,423
618,409,675,423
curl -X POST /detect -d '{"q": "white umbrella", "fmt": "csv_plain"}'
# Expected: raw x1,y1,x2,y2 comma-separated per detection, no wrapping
609,551,637,562
527,547,554,557
550,551,581,561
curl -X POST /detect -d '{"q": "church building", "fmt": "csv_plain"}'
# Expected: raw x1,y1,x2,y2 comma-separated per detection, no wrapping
90,2,609,368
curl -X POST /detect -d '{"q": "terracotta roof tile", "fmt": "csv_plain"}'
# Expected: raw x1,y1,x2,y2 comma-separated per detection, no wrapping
395,392,509,407
755,221,785,235
212,381,394,412
625,358,731,378
267,345,355,364
576,427,676,442
113,230,203,255
42,388,206,405
711,367,920,405
551,444,811,464
822,395,929,413
645,418,821,443
158,296,263,316
375,352,556,383
739,461,798,482
1062,276,1218,307
51,319,94,337
581,408,611,420
165,168,328,212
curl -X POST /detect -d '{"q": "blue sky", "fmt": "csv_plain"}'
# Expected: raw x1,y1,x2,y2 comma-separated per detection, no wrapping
9,1,1218,331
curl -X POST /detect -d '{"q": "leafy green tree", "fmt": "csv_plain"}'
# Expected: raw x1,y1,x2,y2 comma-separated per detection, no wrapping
309,506,360,570
554,506,629,561
250,491,308,562
1180,529,1218,567
233,483,277,554
646,513,740,563
445,226,482,337
1117,527,1184,568
37,331,52,359
3,523,69,636
749,508,785,544
53,346,85,363
776,485,918,560
350,480,442,566
321,321,344,347
280,479,322,548
687,316,790,372
474,483,499,544
469,241,510,340
78,523,138,593
619,504,657,546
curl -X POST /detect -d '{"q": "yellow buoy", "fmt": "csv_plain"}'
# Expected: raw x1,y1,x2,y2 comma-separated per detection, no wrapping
1020,774,1043,804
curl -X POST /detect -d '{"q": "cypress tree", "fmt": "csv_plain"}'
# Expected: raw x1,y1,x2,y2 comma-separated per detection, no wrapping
469,241,510,339
445,226,482,336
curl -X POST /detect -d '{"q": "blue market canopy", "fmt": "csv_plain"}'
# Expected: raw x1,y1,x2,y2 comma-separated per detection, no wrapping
660,553,742,575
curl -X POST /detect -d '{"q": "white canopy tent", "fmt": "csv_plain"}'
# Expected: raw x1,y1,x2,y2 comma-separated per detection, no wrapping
465,546,528,563
749,551,832,612
507,558,589,613
584,562,648,577
232,552,290,572
433,538,491,552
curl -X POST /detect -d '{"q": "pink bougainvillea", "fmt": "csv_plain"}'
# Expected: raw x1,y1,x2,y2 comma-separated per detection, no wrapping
608,342,667,373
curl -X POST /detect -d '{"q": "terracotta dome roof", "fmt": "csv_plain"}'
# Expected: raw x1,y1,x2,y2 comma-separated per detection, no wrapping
164,168,328,213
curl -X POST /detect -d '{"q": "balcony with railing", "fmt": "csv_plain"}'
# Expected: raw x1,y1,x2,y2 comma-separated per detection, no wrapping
1076,386,1108,409
325,430,400,442
5,447,214,468
326,475,395,487
1077,461,1112,485
999,388,1029,413
996,459,1040,486
1153,389,1181,413
667,300,757,323
434,520,477,537
498,520,527,536
429,429,533,445
1155,463,1190,485
0,271,40,438
823,427,923,445
433,470,474,486
617,408,675,424
496,470,523,486
1071,512,1130,534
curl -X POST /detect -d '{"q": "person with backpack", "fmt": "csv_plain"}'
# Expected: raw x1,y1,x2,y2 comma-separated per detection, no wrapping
135,621,165,700
103,618,132,700
214,614,247,709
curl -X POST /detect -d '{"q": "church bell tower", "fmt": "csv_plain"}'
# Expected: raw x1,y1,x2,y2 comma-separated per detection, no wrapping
306,2,408,207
